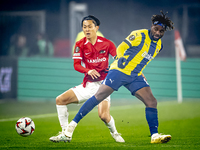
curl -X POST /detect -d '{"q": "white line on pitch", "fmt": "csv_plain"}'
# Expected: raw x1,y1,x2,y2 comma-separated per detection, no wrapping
0,104,137,122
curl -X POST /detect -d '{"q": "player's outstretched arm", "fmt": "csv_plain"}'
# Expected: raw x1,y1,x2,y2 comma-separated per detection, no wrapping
73,59,89,73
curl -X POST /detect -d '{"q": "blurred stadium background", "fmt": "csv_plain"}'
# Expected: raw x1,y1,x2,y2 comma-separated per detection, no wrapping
0,0,200,102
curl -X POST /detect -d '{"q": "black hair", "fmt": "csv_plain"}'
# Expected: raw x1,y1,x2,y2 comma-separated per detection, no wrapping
151,10,174,31
81,15,100,27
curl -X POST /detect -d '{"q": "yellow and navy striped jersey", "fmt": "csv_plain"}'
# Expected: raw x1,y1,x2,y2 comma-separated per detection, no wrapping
110,29,163,76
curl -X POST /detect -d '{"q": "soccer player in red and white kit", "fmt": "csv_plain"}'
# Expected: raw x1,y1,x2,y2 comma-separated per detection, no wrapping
49,15,125,143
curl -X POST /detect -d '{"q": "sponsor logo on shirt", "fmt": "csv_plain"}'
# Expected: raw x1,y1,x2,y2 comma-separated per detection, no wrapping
99,50,106,54
87,57,107,63
142,51,154,60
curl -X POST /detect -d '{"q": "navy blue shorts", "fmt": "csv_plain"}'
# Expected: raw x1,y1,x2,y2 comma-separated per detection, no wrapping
102,69,149,95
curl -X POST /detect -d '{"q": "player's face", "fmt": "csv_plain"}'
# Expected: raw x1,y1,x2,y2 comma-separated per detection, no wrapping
150,25,165,40
82,20,99,39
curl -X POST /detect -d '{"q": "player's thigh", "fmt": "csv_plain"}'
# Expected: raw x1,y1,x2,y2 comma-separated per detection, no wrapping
95,84,114,101
135,86,157,108
72,82,102,103
56,89,78,105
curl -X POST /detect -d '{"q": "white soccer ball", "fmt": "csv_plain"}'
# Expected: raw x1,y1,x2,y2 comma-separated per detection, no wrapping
15,117,35,137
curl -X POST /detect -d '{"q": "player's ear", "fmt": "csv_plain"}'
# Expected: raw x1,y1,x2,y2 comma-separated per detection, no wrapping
96,26,99,31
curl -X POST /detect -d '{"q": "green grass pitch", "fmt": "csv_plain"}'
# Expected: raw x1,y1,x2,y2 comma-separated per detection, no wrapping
0,99,200,150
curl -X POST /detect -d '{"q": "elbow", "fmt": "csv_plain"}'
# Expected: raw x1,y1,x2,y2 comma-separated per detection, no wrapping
74,64,78,71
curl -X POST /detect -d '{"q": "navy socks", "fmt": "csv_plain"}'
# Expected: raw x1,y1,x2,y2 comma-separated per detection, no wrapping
73,96,100,123
73,96,158,136
145,107,158,135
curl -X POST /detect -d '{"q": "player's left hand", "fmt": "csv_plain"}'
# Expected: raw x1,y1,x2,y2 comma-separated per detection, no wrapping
87,69,101,79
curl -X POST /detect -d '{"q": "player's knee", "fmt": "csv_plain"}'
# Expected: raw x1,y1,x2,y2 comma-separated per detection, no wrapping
95,92,108,101
56,96,62,104
151,99,157,107
56,95,68,105
95,94,103,101
99,112,110,123
147,97,157,108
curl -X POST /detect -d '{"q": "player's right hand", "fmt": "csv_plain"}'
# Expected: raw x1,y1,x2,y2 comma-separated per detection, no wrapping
87,69,101,79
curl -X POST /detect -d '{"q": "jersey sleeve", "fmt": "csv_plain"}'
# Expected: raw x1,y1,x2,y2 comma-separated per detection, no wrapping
72,42,83,60
116,30,142,58
72,41,89,74
108,40,117,57
125,30,142,47
116,41,129,58
73,59,89,74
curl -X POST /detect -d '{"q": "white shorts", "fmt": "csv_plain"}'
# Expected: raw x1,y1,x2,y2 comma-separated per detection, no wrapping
71,81,111,104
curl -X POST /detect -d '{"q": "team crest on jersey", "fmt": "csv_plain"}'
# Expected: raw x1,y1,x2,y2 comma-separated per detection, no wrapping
129,35,135,41
99,50,106,54
156,49,160,53
75,47,80,53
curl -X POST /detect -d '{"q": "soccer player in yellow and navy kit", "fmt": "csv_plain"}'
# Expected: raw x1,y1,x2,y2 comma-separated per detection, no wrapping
64,11,174,144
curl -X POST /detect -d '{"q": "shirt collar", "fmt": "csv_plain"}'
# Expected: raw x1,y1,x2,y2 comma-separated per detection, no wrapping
84,37,103,45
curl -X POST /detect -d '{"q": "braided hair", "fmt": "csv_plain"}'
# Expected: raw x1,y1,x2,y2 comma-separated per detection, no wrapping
151,10,174,31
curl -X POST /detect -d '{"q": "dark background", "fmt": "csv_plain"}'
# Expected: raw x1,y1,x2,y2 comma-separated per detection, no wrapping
0,0,199,57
